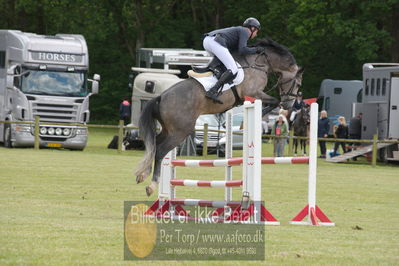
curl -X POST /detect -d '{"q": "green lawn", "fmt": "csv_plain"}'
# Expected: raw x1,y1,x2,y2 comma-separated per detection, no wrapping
0,128,398,265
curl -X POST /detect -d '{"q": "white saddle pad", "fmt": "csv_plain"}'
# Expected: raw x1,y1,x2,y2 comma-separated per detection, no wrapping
189,62,244,92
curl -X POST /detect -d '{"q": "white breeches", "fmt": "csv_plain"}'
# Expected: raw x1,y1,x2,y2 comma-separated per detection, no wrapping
203,36,238,75
290,111,297,121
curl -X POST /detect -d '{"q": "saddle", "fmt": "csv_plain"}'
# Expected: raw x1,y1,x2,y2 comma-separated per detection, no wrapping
187,58,245,107
191,57,226,79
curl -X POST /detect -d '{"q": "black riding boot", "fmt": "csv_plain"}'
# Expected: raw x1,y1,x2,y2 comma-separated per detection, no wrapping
205,70,235,104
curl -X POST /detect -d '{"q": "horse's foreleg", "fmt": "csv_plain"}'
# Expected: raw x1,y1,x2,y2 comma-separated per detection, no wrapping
254,92,279,115
303,140,307,155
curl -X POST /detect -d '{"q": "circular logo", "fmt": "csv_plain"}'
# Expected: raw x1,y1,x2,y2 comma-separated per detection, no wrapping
125,203,157,258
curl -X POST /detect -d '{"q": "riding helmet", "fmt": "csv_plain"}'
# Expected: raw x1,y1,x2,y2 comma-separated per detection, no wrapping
243,17,261,30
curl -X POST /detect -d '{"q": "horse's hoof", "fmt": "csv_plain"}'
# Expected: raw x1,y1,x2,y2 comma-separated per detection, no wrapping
146,186,154,197
136,174,145,184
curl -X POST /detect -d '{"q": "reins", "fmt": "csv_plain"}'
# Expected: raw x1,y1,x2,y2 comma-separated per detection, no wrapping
239,50,299,102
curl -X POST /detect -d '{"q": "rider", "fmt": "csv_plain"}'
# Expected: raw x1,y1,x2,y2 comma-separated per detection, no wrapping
202,17,263,104
290,91,306,122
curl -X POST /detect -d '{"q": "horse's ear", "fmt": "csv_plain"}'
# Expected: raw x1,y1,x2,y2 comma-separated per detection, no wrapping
297,66,305,75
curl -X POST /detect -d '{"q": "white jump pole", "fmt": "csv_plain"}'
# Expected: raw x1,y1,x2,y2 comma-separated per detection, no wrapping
224,110,233,202
158,148,175,200
290,102,335,226
243,100,262,202
243,100,262,222
308,102,318,212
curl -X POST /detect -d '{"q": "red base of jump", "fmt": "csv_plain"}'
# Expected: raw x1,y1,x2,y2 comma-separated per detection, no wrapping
145,199,279,224
290,204,334,225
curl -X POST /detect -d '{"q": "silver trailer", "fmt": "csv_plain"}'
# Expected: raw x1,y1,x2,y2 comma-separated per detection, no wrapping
127,48,211,142
0,30,100,150
353,63,399,160
130,48,212,127
318,79,363,134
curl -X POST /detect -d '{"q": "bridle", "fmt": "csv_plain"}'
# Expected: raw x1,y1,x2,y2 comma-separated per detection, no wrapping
240,49,300,103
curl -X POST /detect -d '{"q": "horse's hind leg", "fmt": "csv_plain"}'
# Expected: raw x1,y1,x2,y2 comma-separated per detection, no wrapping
145,132,189,197
136,130,168,184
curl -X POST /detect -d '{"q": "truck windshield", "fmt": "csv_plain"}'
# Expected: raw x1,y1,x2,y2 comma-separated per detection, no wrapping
21,70,87,97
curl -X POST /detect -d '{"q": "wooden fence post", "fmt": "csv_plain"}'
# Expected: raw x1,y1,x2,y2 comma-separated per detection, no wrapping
288,130,294,156
34,116,40,150
372,134,378,167
118,120,124,153
203,123,208,157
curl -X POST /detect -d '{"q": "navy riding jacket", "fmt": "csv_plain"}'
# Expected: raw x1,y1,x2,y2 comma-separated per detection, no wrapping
292,99,306,111
206,26,257,55
318,117,330,137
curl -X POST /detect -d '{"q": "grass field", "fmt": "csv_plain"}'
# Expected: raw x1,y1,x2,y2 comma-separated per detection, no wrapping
0,128,398,265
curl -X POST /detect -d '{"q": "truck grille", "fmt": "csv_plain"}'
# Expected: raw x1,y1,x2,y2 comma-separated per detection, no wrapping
32,102,78,122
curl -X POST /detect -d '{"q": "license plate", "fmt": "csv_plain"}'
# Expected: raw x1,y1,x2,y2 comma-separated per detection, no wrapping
207,142,218,147
47,143,62,148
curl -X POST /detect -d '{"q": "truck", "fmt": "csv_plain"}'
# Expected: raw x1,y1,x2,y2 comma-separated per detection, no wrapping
0,30,100,150
317,79,363,135
353,63,399,161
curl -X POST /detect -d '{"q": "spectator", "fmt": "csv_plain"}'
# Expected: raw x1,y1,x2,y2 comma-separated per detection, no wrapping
349,113,362,160
318,110,330,158
279,108,290,130
272,115,289,157
332,116,348,156
119,98,131,125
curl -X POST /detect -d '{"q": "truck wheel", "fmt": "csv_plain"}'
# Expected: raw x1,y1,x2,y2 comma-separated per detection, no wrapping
4,124,12,148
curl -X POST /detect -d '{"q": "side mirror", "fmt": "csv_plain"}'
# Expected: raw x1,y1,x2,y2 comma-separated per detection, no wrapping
89,74,100,94
91,80,99,95
6,64,20,89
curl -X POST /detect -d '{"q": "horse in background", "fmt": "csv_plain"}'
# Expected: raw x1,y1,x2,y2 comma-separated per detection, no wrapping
292,105,310,156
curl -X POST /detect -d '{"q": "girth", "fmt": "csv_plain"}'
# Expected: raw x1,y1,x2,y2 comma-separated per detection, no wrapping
230,86,243,107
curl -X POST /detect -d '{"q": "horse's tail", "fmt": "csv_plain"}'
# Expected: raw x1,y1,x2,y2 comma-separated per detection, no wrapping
135,96,161,180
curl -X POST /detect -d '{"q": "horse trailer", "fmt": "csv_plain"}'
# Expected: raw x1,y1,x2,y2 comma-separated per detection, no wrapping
317,79,363,135
127,48,213,151
0,30,100,150
353,63,399,161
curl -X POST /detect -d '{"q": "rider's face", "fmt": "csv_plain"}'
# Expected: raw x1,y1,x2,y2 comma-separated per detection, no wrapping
251,29,259,39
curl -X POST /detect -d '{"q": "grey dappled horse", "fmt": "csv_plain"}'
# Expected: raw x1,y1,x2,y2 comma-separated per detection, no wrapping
136,39,304,196
292,105,310,156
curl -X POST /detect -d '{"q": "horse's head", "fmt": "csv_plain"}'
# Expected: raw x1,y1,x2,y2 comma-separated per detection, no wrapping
251,39,304,110
300,104,311,125
279,67,304,109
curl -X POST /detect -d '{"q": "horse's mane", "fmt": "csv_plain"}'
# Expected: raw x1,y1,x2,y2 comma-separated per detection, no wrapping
254,39,297,66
